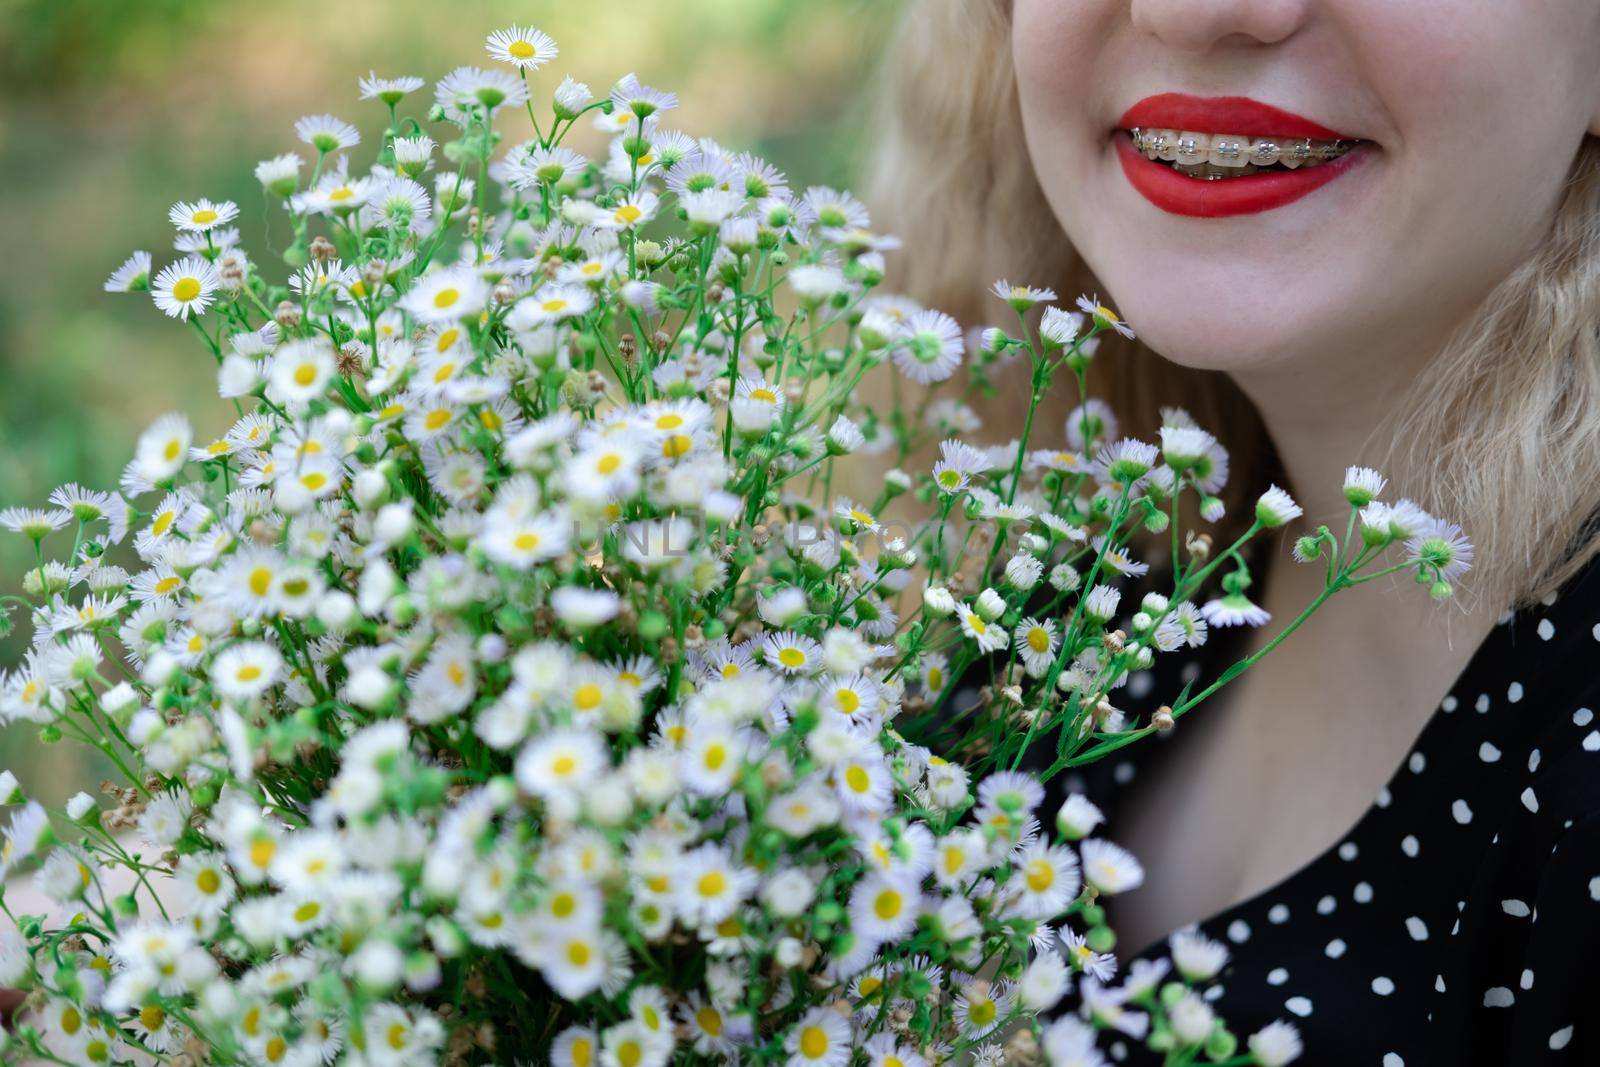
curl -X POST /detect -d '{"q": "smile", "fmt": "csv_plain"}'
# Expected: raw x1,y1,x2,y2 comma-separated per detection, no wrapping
1112,93,1375,218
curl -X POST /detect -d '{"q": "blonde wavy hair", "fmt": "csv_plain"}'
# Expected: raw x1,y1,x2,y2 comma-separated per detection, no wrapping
865,0,1600,613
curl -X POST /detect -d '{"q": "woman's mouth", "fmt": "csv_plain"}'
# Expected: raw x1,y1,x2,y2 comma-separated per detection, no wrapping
1111,94,1375,218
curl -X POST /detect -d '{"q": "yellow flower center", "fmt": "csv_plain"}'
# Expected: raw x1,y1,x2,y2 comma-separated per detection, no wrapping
697,871,727,898
172,277,201,302
873,888,903,920
799,1026,829,1059
1026,858,1054,893
1027,628,1050,653
574,683,602,710
508,40,537,58
192,209,218,224
433,287,461,309
777,647,806,668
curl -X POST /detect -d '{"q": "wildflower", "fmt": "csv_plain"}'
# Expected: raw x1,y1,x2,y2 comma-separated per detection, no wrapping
515,728,608,801
1079,839,1144,894
785,1008,850,1067
255,152,302,196
960,608,1007,653
1011,841,1081,918
1343,465,1387,507
151,255,220,319
1200,570,1270,628
294,114,360,155
1247,1021,1305,1066
1014,617,1060,676
105,250,152,292
891,309,965,384
168,198,239,232
358,72,425,103
268,338,336,405
1170,929,1230,981
1406,517,1474,583
1255,484,1303,528
402,267,488,323
991,279,1057,312
1075,293,1136,339
1055,795,1105,840
0,507,69,541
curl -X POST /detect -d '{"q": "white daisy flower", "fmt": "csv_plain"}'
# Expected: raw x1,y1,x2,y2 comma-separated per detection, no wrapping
401,267,488,324
210,641,283,703
104,250,152,292
784,1007,850,1067
168,198,239,233
1169,928,1230,981
515,728,608,801
1014,617,1060,676
151,256,219,319
1255,484,1303,528
1075,293,1135,339
1079,838,1144,895
891,309,965,384
295,113,360,153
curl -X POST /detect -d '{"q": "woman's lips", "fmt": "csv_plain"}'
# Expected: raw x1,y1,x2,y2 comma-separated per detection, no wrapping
1117,93,1356,140
1113,131,1373,218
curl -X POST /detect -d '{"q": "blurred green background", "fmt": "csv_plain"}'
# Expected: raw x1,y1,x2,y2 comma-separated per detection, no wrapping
0,0,896,801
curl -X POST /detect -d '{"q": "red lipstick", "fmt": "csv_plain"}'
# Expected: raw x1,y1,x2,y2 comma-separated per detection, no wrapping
1113,94,1371,219
1117,94,1354,140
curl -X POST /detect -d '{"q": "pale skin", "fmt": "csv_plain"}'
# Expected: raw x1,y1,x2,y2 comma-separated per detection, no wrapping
1010,0,1600,955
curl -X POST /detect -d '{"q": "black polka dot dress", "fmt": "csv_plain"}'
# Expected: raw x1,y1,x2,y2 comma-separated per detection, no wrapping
1051,550,1600,1064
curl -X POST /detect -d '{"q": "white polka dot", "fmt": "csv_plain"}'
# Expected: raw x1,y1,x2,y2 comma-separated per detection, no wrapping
1478,741,1501,763
1409,752,1426,773
1267,967,1289,986
1180,661,1202,683
1113,762,1135,785
1127,671,1154,699
1503,899,1531,918
1584,731,1600,753
1354,882,1374,904
1520,968,1534,990
1452,799,1474,824
1375,786,1393,809
1227,919,1251,944
1406,916,1429,941
1475,693,1491,713
1530,749,1541,772
1372,976,1395,996
1383,1055,1404,1067
1317,894,1337,915
1325,938,1346,958
1588,875,1600,902
1508,681,1525,703
1521,786,1539,813
1576,707,1594,727
1435,975,1447,993
1550,1025,1574,1050
1338,842,1358,861
1402,834,1420,858
1268,904,1290,924
1484,987,1515,1008
1441,694,1458,712
1537,618,1555,640
1203,984,1225,1002
1285,996,1312,1017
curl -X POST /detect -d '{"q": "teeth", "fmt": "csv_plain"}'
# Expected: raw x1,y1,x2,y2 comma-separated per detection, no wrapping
1129,128,1358,178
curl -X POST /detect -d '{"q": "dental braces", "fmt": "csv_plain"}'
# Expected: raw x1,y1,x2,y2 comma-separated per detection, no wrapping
1129,127,1355,172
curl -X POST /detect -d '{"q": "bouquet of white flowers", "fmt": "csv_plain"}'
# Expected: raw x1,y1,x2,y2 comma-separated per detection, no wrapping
0,24,1473,1067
